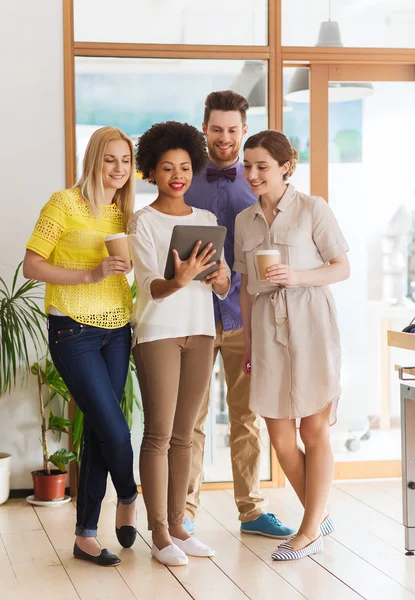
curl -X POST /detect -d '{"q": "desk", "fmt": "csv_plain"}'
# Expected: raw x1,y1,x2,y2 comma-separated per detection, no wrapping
388,330,415,554
369,303,415,430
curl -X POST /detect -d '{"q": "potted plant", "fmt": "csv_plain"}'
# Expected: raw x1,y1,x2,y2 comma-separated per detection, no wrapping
0,452,11,505
0,262,46,504
30,357,76,502
1,265,141,502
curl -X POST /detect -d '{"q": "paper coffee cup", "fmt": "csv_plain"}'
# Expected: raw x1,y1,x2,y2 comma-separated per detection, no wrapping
256,249,280,281
104,233,130,262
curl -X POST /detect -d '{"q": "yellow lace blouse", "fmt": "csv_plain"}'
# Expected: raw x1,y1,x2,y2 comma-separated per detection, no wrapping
26,187,132,329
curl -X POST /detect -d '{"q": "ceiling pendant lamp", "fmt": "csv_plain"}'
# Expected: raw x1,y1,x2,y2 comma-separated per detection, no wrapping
285,1,374,103
230,61,292,113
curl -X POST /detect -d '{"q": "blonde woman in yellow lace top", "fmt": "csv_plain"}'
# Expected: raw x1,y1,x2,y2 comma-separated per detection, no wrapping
23,127,138,567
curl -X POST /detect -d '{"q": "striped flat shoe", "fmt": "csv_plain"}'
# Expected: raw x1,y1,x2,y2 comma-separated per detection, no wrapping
271,536,323,561
320,515,335,536
286,515,335,542
284,516,335,544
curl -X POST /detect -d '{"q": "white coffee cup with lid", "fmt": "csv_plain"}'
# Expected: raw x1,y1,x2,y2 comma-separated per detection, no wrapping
256,249,281,281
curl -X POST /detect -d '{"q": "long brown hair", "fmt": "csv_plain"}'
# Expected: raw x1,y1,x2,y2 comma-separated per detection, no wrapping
75,126,135,226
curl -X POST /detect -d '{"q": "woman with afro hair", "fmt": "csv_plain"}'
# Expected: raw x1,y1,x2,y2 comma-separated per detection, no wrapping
127,121,230,566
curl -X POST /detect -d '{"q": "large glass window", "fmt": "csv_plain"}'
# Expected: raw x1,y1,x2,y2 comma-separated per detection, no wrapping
283,0,415,48
75,57,268,210
75,56,271,482
74,0,268,45
283,67,310,194
327,81,415,462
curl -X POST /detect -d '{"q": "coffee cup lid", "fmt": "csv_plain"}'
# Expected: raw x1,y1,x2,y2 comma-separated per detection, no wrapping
256,249,280,255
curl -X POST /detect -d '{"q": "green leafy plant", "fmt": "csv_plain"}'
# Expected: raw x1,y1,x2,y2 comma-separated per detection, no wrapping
0,262,46,397
31,358,76,474
3,265,142,467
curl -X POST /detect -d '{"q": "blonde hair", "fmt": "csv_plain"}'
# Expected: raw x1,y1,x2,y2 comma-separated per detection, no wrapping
75,127,135,226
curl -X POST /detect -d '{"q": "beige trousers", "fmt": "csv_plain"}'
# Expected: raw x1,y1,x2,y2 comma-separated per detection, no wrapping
133,335,214,532
186,321,266,523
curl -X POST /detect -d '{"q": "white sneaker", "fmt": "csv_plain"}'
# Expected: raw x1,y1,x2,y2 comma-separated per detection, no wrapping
170,536,215,557
151,543,188,566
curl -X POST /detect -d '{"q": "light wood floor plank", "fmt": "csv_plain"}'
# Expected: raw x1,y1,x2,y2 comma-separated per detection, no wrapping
0,534,18,593
202,490,362,600
312,536,415,600
267,482,405,553
369,479,402,501
0,498,42,534
1,525,79,599
2,482,415,599
334,481,402,522
97,500,191,600
133,495,250,600
195,504,305,600
329,484,405,551
34,501,136,600
327,515,415,594
263,486,415,599
2,581,79,600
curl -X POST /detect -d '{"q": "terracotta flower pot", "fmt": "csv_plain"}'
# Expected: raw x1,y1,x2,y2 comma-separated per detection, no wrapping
31,470,67,501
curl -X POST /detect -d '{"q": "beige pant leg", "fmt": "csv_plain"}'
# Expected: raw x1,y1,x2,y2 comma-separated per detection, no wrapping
186,322,266,523
134,339,181,532
185,333,221,521
168,335,214,525
221,327,267,522
135,336,214,531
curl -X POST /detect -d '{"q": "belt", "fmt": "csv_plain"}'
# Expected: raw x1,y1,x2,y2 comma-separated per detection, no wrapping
270,288,289,346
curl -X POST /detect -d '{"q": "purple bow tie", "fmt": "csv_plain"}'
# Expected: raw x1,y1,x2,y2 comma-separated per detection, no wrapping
206,167,237,183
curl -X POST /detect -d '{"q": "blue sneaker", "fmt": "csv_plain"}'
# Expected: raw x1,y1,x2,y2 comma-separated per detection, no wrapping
183,518,195,535
240,513,296,539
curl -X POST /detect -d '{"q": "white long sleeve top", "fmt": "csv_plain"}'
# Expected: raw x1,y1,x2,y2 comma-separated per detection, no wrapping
127,205,229,345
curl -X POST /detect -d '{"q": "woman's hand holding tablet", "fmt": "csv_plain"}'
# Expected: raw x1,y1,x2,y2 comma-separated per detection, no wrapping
172,241,216,288
202,259,229,295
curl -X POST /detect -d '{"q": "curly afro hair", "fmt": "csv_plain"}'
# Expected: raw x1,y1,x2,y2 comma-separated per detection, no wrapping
136,121,208,185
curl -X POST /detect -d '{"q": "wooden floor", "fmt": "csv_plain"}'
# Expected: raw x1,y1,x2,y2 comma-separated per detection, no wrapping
1,480,414,599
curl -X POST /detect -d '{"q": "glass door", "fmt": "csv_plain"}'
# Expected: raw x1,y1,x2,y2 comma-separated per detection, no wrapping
288,64,415,478
74,55,273,485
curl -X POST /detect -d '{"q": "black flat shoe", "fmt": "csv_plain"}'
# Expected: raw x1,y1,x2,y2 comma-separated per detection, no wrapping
73,543,121,566
116,500,137,548
116,525,137,549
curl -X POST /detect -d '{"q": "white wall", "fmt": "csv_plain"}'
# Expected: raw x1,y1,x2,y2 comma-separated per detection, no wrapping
0,1,65,488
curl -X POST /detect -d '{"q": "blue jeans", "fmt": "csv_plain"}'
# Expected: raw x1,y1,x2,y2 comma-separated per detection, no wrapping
48,315,137,537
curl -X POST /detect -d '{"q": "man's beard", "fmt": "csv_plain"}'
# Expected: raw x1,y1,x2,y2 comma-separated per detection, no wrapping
208,142,241,166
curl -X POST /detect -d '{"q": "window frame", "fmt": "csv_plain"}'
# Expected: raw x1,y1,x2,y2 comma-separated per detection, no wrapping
63,0,415,488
